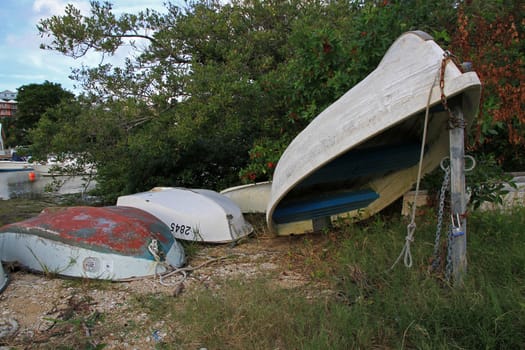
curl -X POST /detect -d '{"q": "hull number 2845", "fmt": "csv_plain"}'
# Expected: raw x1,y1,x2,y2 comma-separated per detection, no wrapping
170,223,192,236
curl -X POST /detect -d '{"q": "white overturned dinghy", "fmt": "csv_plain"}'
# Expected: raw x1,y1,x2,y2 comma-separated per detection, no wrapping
267,31,481,235
220,181,272,214
117,187,254,243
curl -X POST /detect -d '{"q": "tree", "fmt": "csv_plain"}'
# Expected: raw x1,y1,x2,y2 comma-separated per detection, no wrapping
239,0,458,181
450,0,525,171
36,0,305,200
35,0,520,202
15,81,75,145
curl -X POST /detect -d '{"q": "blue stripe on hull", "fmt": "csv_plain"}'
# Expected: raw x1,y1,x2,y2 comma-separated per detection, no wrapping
0,168,33,173
273,189,379,224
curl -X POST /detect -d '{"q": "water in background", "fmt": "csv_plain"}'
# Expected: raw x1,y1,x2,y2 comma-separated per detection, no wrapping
0,170,33,200
0,170,96,200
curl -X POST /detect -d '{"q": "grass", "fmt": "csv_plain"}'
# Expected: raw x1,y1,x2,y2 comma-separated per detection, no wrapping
0,196,56,226
0,194,99,227
1,197,524,349
124,206,525,349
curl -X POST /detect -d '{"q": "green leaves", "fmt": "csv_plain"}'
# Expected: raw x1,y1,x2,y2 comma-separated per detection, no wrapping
14,81,74,145
31,0,523,201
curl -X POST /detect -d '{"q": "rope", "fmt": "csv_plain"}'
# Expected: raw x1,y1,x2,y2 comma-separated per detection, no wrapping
148,239,161,262
390,65,440,270
156,255,239,287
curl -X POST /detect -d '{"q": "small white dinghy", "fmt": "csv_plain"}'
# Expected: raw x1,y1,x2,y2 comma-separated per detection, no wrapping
116,187,254,243
220,181,272,214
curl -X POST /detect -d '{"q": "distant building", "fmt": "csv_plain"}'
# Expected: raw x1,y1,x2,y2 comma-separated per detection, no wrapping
0,90,17,100
0,90,17,118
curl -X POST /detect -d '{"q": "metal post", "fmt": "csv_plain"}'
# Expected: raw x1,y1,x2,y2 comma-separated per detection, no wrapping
449,105,467,286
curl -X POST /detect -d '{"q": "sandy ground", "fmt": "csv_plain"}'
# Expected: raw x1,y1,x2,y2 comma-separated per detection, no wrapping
0,228,333,349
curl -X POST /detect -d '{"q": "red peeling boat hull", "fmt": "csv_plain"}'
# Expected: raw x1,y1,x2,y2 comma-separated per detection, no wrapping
0,206,185,281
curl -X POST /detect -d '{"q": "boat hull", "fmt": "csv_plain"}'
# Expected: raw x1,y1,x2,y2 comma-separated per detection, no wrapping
220,181,272,214
0,262,8,292
267,31,482,234
0,161,33,172
117,187,254,243
0,206,185,280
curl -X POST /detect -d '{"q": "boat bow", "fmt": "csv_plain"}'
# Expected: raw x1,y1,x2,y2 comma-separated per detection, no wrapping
267,31,481,233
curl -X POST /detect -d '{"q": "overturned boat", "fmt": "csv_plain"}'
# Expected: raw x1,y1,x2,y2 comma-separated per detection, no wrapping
0,161,33,173
0,206,185,281
116,187,254,243
220,181,272,214
267,31,481,235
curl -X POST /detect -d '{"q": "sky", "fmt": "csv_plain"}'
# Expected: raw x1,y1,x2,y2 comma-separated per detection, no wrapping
0,0,180,95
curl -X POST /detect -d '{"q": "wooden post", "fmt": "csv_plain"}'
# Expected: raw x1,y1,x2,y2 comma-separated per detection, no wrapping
312,216,332,232
449,105,467,286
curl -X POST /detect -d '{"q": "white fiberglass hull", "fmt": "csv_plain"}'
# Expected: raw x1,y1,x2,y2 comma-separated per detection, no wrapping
0,161,33,172
220,181,272,214
267,31,481,234
117,187,254,243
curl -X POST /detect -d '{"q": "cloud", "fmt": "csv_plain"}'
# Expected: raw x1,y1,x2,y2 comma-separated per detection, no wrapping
0,0,174,92
32,0,66,14
32,0,91,17
0,72,48,81
32,0,171,18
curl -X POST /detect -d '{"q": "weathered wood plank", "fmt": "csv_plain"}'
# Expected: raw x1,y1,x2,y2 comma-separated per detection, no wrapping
449,106,467,286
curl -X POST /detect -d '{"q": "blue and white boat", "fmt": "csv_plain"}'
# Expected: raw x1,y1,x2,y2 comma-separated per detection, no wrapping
267,31,482,235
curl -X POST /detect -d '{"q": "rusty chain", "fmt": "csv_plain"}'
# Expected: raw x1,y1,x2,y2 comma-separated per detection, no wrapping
440,51,467,129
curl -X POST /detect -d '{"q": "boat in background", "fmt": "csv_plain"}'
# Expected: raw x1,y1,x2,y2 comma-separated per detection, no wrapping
0,123,33,173
24,154,97,197
267,31,481,235
0,161,33,173
31,154,96,176
220,181,271,214
0,206,185,281
0,123,35,198
117,187,253,243
0,125,95,198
